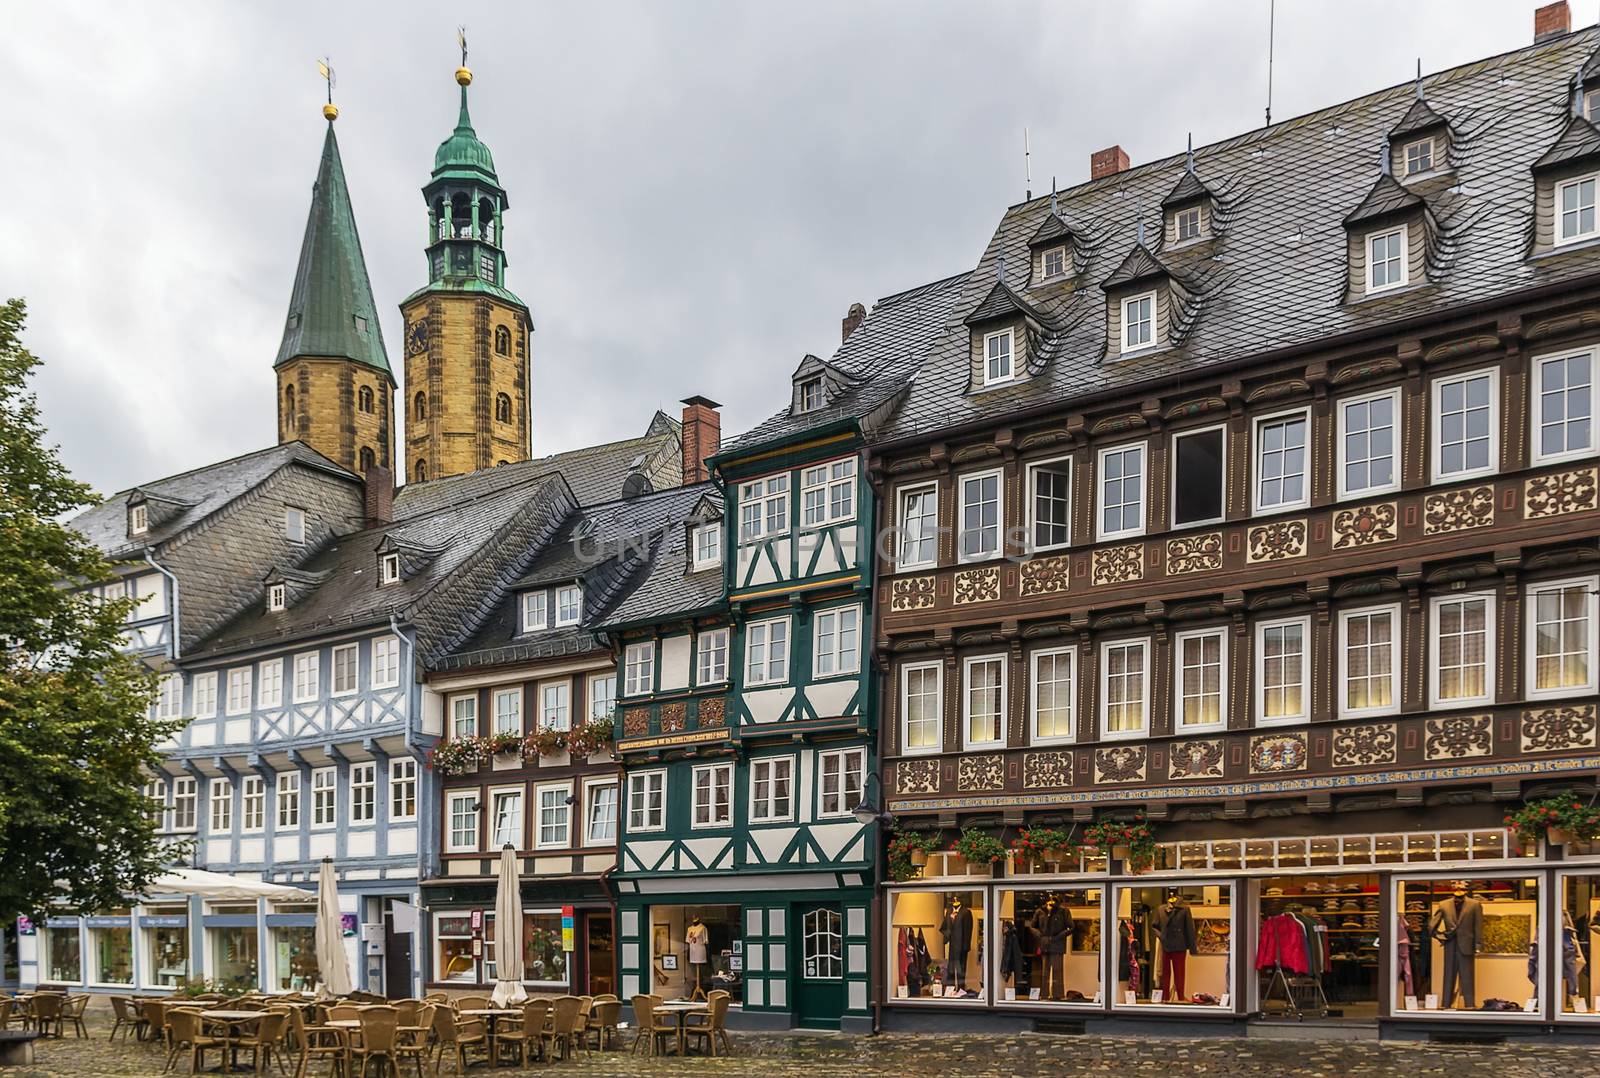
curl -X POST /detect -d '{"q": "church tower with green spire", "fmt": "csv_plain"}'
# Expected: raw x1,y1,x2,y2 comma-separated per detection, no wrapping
275,111,395,477
399,58,532,483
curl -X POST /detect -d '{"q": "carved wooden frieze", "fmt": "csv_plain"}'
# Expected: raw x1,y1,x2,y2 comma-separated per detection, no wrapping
1422,334,1499,362
957,754,1006,791
1246,519,1307,563
1167,532,1223,576
1019,555,1072,597
1249,732,1308,774
1521,704,1598,753
623,708,649,737
953,566,1001,605
1246,379,1310,404
1525,466,1598,520
1331,502,1398,549
1330,357,1403,386
890,575,937,612
1526,310,1600,341
1168,738,1224,780
1164,396,1228,421
1093,745,1147,784
897,758,941,795
660,703,686,733
1332,723,1397,768
1090,413,1147,437
1424,714,1492,760
950,443,1002,464
1092,544,1144,586
698,697,726,728
1022,751,1074,789
1018,429,1072,452
1422,485,1494,535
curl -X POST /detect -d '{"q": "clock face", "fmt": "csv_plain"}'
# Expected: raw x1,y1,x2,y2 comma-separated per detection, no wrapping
407,318,430,356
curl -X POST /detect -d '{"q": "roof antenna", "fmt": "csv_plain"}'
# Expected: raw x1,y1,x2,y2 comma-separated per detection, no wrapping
1050,176,1059,217
1265,0,1276,126
1415,57,1424,100
1024,127,1033,200
1186,132,1196,173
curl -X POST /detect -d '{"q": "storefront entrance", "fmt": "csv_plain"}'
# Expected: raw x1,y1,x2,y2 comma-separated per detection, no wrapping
383,905,413,1000
585,913,614,997
795,903,846,1028
1254,873,1380,1020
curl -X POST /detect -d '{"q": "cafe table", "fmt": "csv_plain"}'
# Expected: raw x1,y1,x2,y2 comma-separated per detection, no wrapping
652,1000,709,1057
459,1009,521,1066
198,1011,262,1074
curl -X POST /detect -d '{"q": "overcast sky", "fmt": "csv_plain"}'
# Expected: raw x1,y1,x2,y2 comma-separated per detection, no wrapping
2,1,1553,496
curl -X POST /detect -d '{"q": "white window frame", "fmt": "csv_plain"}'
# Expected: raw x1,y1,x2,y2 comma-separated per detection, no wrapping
540,681,570,732
1556,172,1600,246
349,762,376,824
380,553,401,586
691,762,733,829
1173,626,1228,733
1402,137,1434,177
169,776,197,832
800,457,858,528
330,643,359,697
1040,245,1068,278
493,688,523,735
1169,424,1227,528
957,467,1004,563
1365,226,1408,293
293,652,319,703
1175,205,1202,243
445,791,480,853
1025,455,1072,552
276,771,301,829
1430,367,1500,484
192,672,217,719
1252,407,1312,515
738,474,790,543
449,693,478,740
1028,646,1076,746
534,784,571,850
798,376,825,413
266,583,286,612
521,591,548,633
627,770,666,833
284,506,306,544
208,777,232,834
895,481,940,571
1255,615,1311,727
624,642,655,696
389,758,418,822
900,660,943,756
225,668,252,716
817,746,867,819
744,616,790,687
1098,638,1150,740
240,775,265,833
1336,388,1402,500
153,673,183,721
1096,442,1147,541
1120,290,1156,354
310,767,337,829
489,786,524,849
1338,603,1402,719
749,756,796,824
961,654,1007,750
371,636,400,690
555,585,583,627
982,328,1015,386
256,660,283,709
582,778,618,845
696,628,729,686
1428,591,1496,710
812,605,861,680
1530,348,1598,466
692,523,721,571
129,503,148,535
1525,574,1600,701
587,672,616,721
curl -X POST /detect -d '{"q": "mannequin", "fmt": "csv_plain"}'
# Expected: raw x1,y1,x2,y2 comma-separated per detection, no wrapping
941,897,974,991
1153,892,1197,1002
685,915,710,1002
1032,895,1072,1000
1428,887,1482,1009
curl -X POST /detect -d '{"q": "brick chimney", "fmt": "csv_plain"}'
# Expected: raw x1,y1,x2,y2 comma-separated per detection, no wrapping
1090,145,1131,181
680,396,721,485
1535,0,1570,42
363,464,394,526
841,302,867,343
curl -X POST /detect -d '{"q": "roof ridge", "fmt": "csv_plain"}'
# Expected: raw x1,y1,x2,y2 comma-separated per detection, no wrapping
99,441,353,502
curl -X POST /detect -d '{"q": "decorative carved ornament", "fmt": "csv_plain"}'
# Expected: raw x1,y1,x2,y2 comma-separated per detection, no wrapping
660,703,686,733
1019,555,1071,597
1245,379,1310,404
1163,396,1227,421
1331,501,1398,549
699,697,726,729
953,566,1001,605
1525,467,1598,520
1018,429,1072,452
1090,413,1147,437
1168,738,1224,780
1424,714,1492,760
897,758,941,795
1247,519,1307,563
890,575,937,612
1521,704,1597,753
1167,532,1223,576
1422,485,1494,535
1091,544,1144,586
1249,732,1308,774
957,754,1006,791
1526,310,1600,341
1332,723,1397,768
1330,357,1403,386
1022,751,1074,789
622,708,650,737
950,443,1002,464
1094,745,1148,784
1422,334,1499,362
885,457,934,475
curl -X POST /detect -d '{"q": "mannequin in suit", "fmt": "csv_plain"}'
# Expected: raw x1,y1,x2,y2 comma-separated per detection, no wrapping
1032,896,1073,1000
1428,888,1483,1008
1153,893,1198,1001
941,898,975,990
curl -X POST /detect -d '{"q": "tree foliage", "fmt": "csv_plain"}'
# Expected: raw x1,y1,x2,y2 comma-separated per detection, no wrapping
0,298,178,918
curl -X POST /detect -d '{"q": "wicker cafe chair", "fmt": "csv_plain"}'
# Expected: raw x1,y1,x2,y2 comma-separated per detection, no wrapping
489,998,547,1067
565,996,593,1058
628,994,671,1057
139,999,170,1046
586,998,621,1051
28,993,64,1038
164,1008,223,1075
109,996,140,1041
430,1005,488,1075
393,1003,435,1078
284,1002,348,1078
450,994,491,1013
65,994,90,1038
684,991,734,1057
351,1007,398,1078
541,996,581,1062
230,1008,289,1077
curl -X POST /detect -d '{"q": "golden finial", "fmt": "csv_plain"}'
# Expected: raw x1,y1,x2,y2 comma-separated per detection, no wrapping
455,26,473,85
317,57,338,121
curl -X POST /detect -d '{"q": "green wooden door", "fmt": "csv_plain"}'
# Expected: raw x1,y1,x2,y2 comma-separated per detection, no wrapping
794,904,845,1028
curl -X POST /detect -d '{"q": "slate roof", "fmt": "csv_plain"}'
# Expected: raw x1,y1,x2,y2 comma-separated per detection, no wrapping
1389,96,1451,140
1342,173,1427,227
964,280,1048,326
1531,112,1600,171
1101,244,1172,291
71,442,357,560
872,28,1600,446
1161,167,1213,208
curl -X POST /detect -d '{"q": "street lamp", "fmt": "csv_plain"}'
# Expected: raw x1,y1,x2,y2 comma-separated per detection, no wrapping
852,774,895,828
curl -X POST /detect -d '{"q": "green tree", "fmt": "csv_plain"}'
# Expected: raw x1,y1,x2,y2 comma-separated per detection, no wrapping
0,297,178,918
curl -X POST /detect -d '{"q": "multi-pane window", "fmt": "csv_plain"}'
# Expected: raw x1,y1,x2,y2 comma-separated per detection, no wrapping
493,688,522,735
277,772,301,829
371,637,400,688
627,771,665,832
1101,640,1148,736
1432,594,1493,707
984,329,1014,384
898,484,938,569
1339,390,1398,498
1027,457,1071,551
692,763,732,827
226,668,252,714
129,503,148,534
801,458,857,526
450,694,478,740
1433,370,1496,480
697,629,729,684
585,782,618,844
901,662,942,753
349,762,376,824
380,553,401,585
1041,245,1067,277
1171,426,1225,527
389,758,417,821
154,674,183,720
536,787,569,848
522,591,548,632
293,652,319,702
144,779,164,828
1175,629,1225,729
285,506,306,543
818,748,866,817
331,643,358,695
1122,292,1154,351
750,758,794,822
241,776,265,832
1340,606,1398,716
447,792,479,851
555,585,583,627
692,524,721,570
540,682,569,731
813,607,860,678
1098,443,1145,539
491,789,524,848
257,660,283,709
1403,138,1433,176
1528,577,1597,698
192,672,217,718
738,475,790,542
1558,174,1598,244
1254,411,1309,511
312,768,337,827
1030,648,1075,743
267,583,286,612
745,618,789,685
169,777,197,832
803,908,844,980
1176,206,1202,242
959,470,1002,560
1257,618,1309,724
588,674,616,720
799,377,825,412
624,642,655,696
1367,227,1406,291
963,656,1005,748
1533,351,1595,464
209,778,232,833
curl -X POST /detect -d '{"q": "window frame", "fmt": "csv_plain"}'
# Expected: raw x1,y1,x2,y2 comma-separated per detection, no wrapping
349,761,376,824
554,584,583,628
539,680,570,732
169,776,197,833
240,775,265,833
1525,574,1600,701
895,481,940,571
1336,387,1402,500
626,770,666,833
800,457,858,528
691,523,722,571
812,605,861,680
292,652,319,703
534,783,571,850
1175,206,1203,243
1365,225,1408,293
1169,423,1228,528
587,672,616,721
817,746,867,819
276,771,301,829
225,667,252,716
445,790,481,853
379,553,401,586
129,503,149,535
310,766,338,829
329,642,359,697
1255,615,1312,727
285,507,306,544
957,467,1005,563
371,635,401,690
1173,626,1228,733
961,654,1008,750
1530,348,1598,466
488,786,525,850
1402,137,1435,177
1098,637,1151,740
982,328,1016,386
1556,172,1600,246
1028,645,1076,746
1025,455,1073,552
1430,367,1500,484
691,762,733,829
389,758,418,822
737,473,790,544
1040,245,1068,278
1251,407,1312,515
449,692,479,741
748,756,796,824
256,659,283,709
798,376,825,413
209,777,232,834
582,778,618,846
623,642,655,697
1120,290,1157,354
266,583,286,613
899,660,944,756
192,672,218,719
521,591,548,633
744,616,790,687
492,687,523,736
1428,591,1496,710
696,628,730,686
1096,441,1147,542
1337,603,1402,719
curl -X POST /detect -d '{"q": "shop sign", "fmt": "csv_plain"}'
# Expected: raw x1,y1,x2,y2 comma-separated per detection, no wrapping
15,916,34,937
561,906,575,953
471,910,483,932
621,728,727,752
340,914,358,938
139,915,187,928
84,916,131,928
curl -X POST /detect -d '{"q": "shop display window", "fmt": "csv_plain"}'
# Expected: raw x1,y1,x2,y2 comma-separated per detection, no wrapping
888,889,986,1001
1255,875,1379,1019
996,887,1102,1005
271,925,318,991
44,926,81,984
209,927,259,991
1113,882,1233,1008
650,905,742,1002
142,908,188,987
436,914,477,982
89,913,133,985
1395,876,1541,1015
523,912,570,988
1558,874,1597,1016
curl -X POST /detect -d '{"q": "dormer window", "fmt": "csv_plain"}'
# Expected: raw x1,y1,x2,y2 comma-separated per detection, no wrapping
1121,292,1156,353
1366,227,1408,292
555,585,583,627
1586,88,1600,121
285,507,305,544
1040,246,1068,278
692,523,721,571
799,377,825,413
983,329,1014,385
267,583,286,613
129,503,148,536
1402,137,1434,176
1557,174,1599,245
522,590,548,632
1175,206,1202,243
380,553,401,586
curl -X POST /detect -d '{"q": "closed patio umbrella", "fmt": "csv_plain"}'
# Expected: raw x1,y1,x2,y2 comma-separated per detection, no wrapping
490,845,527,1007
315,858,354,997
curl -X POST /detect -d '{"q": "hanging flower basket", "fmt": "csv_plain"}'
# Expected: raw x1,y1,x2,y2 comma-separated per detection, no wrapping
1505,795,1600,847
1042,847,1066,864
951,828,1006,875
1083,815,1159,873
887,830,942,883
909,848,928,867
1548,826,1573,846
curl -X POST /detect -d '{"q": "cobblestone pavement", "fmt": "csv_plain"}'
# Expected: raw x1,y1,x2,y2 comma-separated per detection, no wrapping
16,1011,1600,1077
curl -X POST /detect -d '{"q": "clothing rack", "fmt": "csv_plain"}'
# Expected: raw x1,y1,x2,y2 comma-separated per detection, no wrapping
1259,964,1329,1020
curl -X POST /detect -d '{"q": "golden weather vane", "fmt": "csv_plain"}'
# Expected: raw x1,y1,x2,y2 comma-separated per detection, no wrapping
456,26,472,86
317,57,338,121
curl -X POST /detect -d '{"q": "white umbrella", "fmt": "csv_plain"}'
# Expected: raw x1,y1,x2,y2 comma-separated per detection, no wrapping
145,868,314,901
314,858,354,998
490,845,527,1007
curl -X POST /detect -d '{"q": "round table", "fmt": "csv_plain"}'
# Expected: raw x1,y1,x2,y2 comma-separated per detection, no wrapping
460,1010,520,1066
653,1001,709,1056
198,1011,263,1074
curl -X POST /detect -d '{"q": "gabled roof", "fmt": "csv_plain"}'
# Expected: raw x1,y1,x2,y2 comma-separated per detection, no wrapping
591,484,726,633
1161,168,1213,209
1342,172,1427,227
274,125,391,378
964,279,1048,326
1027,213,1074,248
1101,243,1171,291
1388,96,1450,141
1533,112,1600,173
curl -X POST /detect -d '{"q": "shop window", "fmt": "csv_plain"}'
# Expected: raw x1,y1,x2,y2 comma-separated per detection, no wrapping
996,888,1103,1005
1395,876,1541,1014
1256,874,1379,1019
1114,883,1234,1008
208,906,260,992
523,911,570,987
1560,875,1599,1016
651,905,742,1002
888,889,986,1001
271,914,318,992
88,912,133,985
44,925,82,983
435,914,476,982
141,907,188,987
